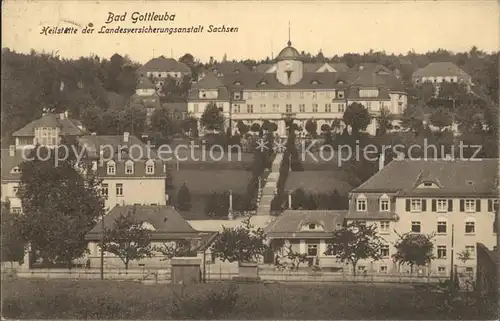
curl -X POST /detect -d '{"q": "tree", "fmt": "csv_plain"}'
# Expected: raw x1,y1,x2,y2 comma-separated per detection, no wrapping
400,104,426,135
211,218,268,264
176,183,192,211
392,232,435,273
200,102,225,131
155,240,194,260
320,124,331,132
150,106,179,142
268,122,278,132
429,107,453,132
178,53,195,68
437,82,470,103
1,207,25,265
376,107,393,136
236,120,249,135
305,119,318,137
274,243,308,271
250,123,261,133
457,249,472,266
324,221,384,276
343,103,371,136
100,211,154,272
17,145,104,267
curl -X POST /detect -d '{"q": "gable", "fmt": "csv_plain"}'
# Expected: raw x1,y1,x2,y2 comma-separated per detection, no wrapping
316,63,336,73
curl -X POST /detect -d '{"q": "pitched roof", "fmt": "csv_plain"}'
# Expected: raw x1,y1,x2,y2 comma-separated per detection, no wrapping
211,62,251,75
355,63,392,74
265,210,347,238
256,62,349,74
85,205,198,241
136,77,156,89
412,62,471,78
353,158,499,197
12,113,85,137
254,63,273,73
191,72,225,89
138,56,191,74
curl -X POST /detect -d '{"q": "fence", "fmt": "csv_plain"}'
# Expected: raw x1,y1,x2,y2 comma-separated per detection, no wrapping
4,265,446,284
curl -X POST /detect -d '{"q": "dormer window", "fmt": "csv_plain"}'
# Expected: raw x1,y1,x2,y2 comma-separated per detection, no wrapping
337,80,344,85
234,92,241,100
423,182,433,187
125,160,134,175
145,160,155,174
259,80,268,85
380,194,390,212
308,223,316,230
11,166,21,174
200,90,207,98
356,194,367,211
234,81,242,86
311,80,319,85
337,91,345,99
107,161,116,175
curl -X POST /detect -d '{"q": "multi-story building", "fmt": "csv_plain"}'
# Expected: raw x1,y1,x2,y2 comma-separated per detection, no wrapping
346,157,499,276
187,40,407,137
11,111,86,149
137,56,191,88
78,132,167,210
412,62,472,87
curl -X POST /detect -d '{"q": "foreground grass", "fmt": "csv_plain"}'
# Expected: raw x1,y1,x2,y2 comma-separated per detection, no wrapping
2,279,495,319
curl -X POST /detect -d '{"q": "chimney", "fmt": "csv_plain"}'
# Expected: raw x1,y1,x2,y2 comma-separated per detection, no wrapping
378,153,385,171
123,132,130,143
9,145,15,157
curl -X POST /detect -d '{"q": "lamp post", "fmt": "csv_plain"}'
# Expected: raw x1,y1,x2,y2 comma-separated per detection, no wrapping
100,211,105,280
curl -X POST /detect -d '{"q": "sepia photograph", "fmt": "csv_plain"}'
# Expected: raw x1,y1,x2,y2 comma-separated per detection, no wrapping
1,0,499,319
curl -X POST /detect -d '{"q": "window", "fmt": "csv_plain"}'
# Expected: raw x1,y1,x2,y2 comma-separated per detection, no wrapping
234,92,241,100
285,104,292,113
11,207,22,214
357,265,366,272
357,198,367,211
247,104,253,113
312,92,317,99
308,223,316,230
337,91,344,99
116,183,123,197
234,104,240,113
12,185,18,196
299,104,305,113
312,104,318,113
380,245,390,258
338,104,345,112
488,199,499,212
286,92,291,99
465,221,475,234
201,90,206,98
11,166,21,174
193,104,199,113
307,244,318,256
411,221,421,233
107,162,116,175
437,221,447,234
101,184,109,199
380,199,389,211
438,266,446,274
260,104,266,112
272,104,279,112
410,199,422,212
437,245,447,259
325,104,332,112
125,161,134,175
379,265,388,273
465,199,476,212
437,199,448,212
366,101,372,109
300,92,304,99
379,221,390,233
465,245,475,258
146,162,154,174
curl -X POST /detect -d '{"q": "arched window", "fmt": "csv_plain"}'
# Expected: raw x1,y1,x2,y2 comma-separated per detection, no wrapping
145,159,155,175
107,160,116,175
380,194,390,212
125,160,134,175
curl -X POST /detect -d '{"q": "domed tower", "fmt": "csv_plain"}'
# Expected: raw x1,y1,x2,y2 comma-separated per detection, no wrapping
275,39,303,85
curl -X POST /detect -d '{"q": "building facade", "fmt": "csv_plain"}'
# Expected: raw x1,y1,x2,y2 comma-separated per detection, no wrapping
346,158,499,276
187,41,407,137
412,62,472,87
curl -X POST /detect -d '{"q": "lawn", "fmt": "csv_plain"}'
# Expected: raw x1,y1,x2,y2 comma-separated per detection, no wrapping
168,169,254,220
285,170,352,194
2,279,495,319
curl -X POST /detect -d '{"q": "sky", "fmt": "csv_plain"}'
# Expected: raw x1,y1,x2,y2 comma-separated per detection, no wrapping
2,1,499,64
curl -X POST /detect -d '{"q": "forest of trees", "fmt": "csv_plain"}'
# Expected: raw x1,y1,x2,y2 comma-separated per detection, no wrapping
1,46,498,146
